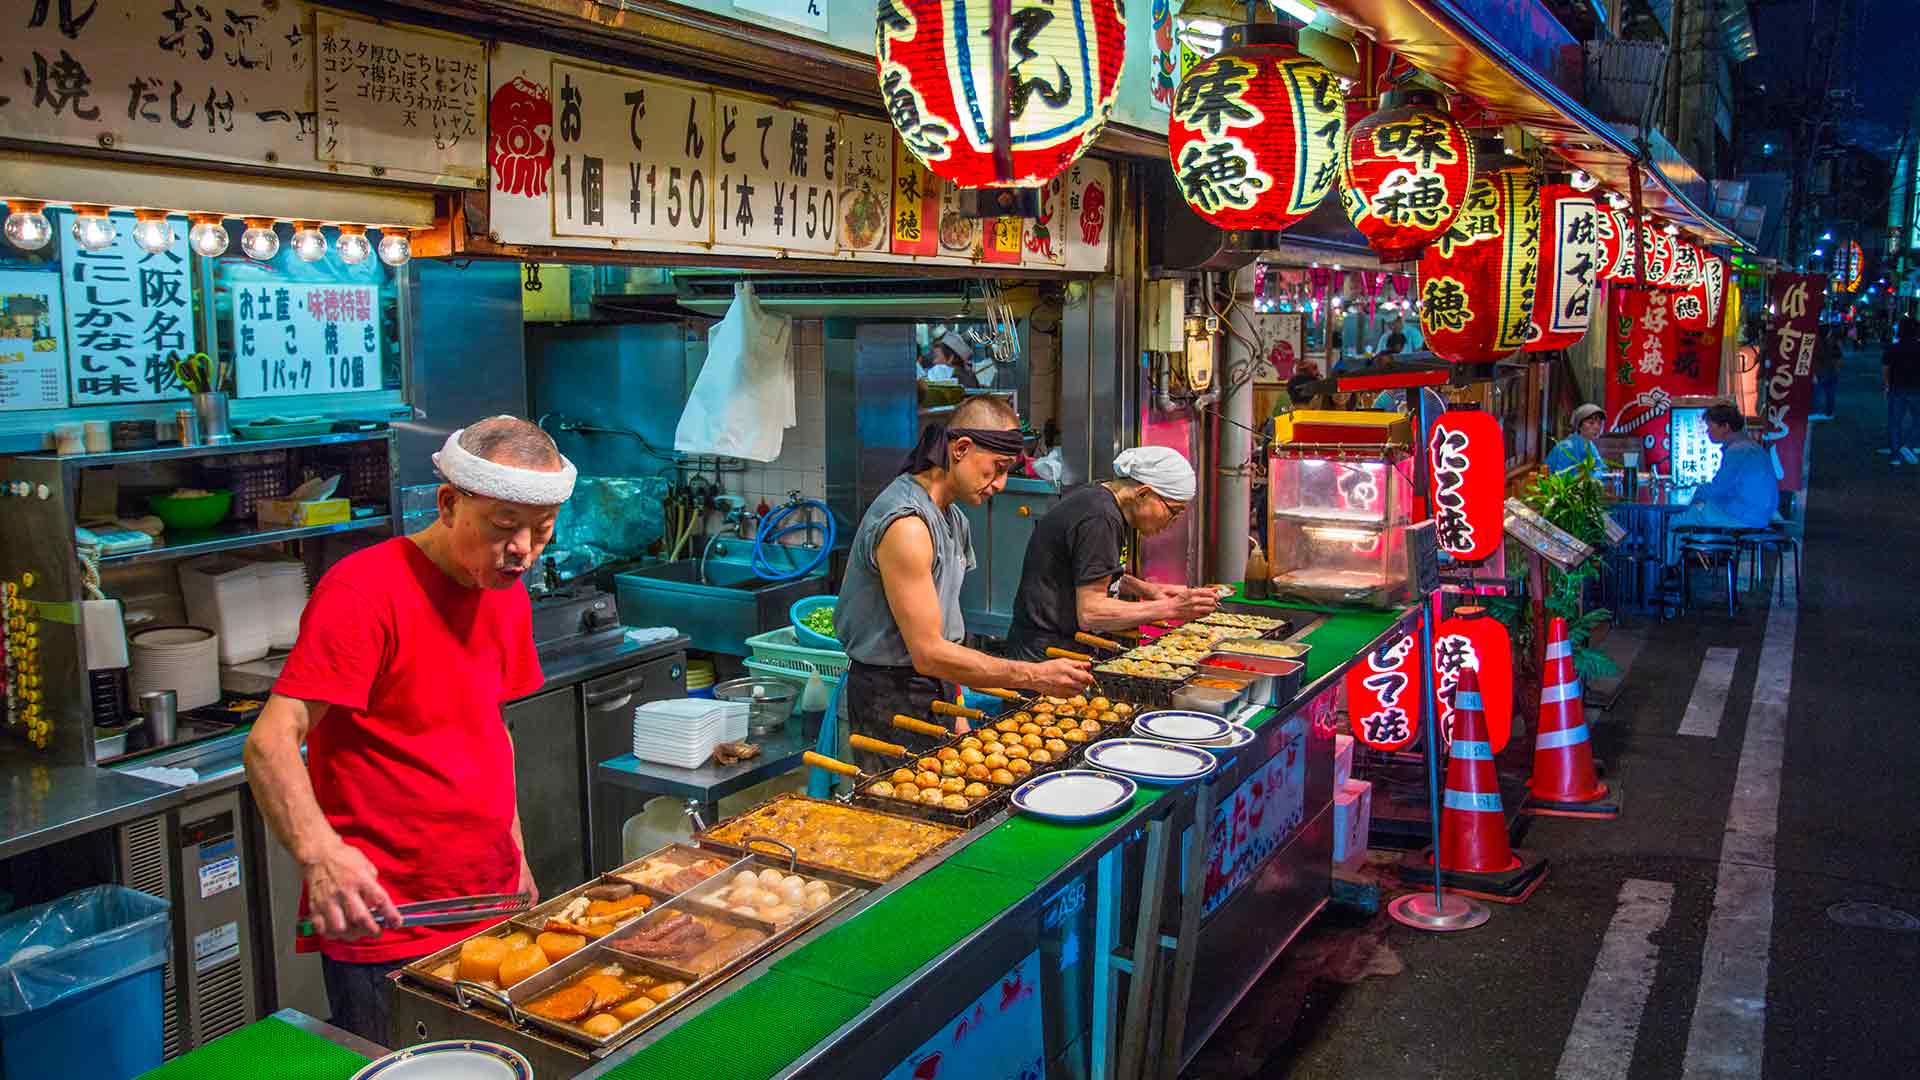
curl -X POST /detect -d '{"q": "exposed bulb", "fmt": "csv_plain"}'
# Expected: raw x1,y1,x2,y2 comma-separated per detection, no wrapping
3,203,52,251
1569,170,1598,192
377,230,411,267
336,226,371,265
291,222,327,262
1662,221,1680,236
71,211,117,253
132,215,175,255
240,220,280,261
189,218,231,257
1607,192,1631,210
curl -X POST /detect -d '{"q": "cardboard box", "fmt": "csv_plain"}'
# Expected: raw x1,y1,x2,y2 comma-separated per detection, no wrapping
256,497,351,528
1333,734,1354,790
1332,778,1373,871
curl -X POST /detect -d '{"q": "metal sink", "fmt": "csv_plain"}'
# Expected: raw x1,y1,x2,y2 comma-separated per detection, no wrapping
613,542,828,656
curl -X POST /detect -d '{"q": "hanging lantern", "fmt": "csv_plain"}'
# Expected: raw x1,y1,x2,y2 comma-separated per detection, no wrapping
1668,237,1702,292
876,0,1127,191
1432,605,1514,753
1340,88,1475,263
1348,632,1422,751
1417,144,1540,363
1676,249,1729,334
1639,221,1673,288
1428,406,1505,563
1167,21,1346,236
1597,207,1638,283
1527,180,1602,352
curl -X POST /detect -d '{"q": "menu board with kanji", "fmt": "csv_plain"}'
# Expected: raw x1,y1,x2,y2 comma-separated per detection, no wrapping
0,270,66,411
315,13,487,183
549,62,715,247
712,94,841,255
838,116,894,253
62,216,193,405
233,283,381,398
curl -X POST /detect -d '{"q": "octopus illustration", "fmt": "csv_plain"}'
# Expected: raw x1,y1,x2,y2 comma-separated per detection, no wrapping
489,76,554,198
1078,180,1107,246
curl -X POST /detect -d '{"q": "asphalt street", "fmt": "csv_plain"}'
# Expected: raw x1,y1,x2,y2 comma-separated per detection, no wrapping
1186,350,1920,1079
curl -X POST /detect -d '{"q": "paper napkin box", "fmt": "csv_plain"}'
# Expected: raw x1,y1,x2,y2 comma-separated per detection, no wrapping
256,497,350,528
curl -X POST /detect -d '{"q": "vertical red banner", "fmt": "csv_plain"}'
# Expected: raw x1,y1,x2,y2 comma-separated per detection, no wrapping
1761,272,1826,492
1603,287,1703,469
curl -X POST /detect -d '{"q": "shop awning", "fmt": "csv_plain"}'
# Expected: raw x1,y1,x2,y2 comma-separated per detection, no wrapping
1313,0,1749,252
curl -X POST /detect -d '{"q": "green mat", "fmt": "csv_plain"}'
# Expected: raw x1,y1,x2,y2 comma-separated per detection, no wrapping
599,971,871,1080
139,1016,367,1080
945,788,1157,884
770,862,1036,997
1297,609,1402,684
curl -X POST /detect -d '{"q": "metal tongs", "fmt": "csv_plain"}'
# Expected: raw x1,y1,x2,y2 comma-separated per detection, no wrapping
297,891,533,937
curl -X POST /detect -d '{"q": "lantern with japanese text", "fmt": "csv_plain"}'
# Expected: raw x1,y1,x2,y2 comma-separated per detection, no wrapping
875,0,1127,190
1598,207,1638,283
1432,605,1514,752
1340,89,1474,263
1347,632,1422,751
1668,237,1702,292
1167,22,1347,234
1639,222,1673,288
1427,406,1505,563
1417,148,1540,363
1527,181,1602,352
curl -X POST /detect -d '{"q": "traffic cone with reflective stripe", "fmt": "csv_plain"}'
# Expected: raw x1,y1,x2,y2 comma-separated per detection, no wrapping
1522,618,1622,819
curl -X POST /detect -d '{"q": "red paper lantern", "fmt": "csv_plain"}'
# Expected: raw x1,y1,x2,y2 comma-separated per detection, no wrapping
1427,406,1504,563
1639,223,1674,289
1432,606,1514,753
1598,207,1639,283
1347,632,1422,751
876,0,1127,189
1527,182,1602,352
1417,150,1540,363
1340,88,1474,263
1167,22,1346,233
1668,237,1701,291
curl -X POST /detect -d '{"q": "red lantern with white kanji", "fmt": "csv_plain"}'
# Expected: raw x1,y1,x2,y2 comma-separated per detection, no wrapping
1597,207,1635,283
876,0,1127,189
1640,223,1674,289
1427,406,1504,563
1340,88,1474,263
1167,22,1346,232
1417,151,1540,363
1432,605,1514,752
1348,632,1422,751
1527,181,1602,351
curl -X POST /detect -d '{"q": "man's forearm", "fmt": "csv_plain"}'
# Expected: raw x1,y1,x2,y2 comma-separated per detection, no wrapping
910,638,1046,688
1078,593,1174,631
243,728,338,866
1116,574,1170,600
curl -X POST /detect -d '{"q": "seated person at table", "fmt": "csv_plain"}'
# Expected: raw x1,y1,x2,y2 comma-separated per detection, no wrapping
1666,403,1778,562
1546,403,1608,474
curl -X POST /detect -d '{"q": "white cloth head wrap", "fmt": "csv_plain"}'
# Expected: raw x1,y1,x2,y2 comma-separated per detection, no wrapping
1114,446,1197,503
939,331,974,362
432,424,578,506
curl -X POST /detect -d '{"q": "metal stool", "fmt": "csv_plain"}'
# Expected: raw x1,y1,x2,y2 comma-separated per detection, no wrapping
1675,527,1742,617
1739,524,1802,602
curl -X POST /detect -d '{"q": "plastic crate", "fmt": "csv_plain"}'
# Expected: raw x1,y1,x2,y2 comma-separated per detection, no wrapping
744,627,849,686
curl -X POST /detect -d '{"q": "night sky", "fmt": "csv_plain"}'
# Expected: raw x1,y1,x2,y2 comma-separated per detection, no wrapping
1751,0,1920,136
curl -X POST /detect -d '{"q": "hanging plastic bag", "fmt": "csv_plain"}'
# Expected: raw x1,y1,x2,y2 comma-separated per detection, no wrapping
0,885,170,1016
674,283,794,461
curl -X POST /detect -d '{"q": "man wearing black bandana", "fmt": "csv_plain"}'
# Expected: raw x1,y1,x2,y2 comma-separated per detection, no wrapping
833,397,1094,772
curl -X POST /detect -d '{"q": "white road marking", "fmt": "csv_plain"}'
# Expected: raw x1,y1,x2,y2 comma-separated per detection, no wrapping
1681,596,1796,1079
1556,878,1677,1080
1678,648,1741,738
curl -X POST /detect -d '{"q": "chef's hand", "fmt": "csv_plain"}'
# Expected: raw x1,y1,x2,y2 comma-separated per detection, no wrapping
518,855,540,906
1170,589,1220,620
1024,658,1096,697
304,840,401,941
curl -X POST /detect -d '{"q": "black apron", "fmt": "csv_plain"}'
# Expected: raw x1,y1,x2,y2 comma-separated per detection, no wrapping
843,661,952,775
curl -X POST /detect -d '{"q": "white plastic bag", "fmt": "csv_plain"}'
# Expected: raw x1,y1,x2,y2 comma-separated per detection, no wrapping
1030,447,1066,484
675,283,795,461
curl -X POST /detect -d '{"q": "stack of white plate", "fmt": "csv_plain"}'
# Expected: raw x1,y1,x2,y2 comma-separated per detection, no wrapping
129,625,222,710
250,558,309,651
633,698,729,769
178,557,271,664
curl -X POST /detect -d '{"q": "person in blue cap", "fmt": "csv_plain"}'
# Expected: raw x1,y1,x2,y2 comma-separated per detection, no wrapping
1546,403,1608,474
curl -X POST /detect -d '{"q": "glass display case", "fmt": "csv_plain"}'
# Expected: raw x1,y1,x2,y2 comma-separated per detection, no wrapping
1266,449,1414,609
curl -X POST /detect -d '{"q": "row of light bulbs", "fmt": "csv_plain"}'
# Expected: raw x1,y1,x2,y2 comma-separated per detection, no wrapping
2,201,412,266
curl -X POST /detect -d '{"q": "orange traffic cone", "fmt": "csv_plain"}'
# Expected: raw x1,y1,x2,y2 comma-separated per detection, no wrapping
1522,618,1622,818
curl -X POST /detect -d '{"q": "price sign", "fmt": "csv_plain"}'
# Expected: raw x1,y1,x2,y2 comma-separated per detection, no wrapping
713,93,840,255
315,14,487,183
233,283,381,398
62,215,193,405
0,270,67,411
889,141,938,257
550,62,715,247
1502,498,1594,573
838,116,894,253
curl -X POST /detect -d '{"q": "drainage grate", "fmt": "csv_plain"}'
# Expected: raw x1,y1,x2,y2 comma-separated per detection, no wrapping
1826,901,1920,931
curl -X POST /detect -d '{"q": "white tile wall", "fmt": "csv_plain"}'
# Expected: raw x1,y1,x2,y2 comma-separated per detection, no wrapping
726,318,828,544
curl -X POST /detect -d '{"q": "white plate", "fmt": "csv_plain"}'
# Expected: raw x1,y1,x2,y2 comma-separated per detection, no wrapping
352,1040,532,1080
1084,739,1217,784
1012,770,1137,822
1132,710,1233,744
1192,724,1257,751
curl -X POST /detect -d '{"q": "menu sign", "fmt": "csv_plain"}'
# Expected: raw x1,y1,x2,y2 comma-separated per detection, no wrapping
61,215,193,405
838,116,894,253
0,270,67,411
315,13,487,183
1063,159,1113,274
550,62,715,247
1023,174,1068,269
1760,272,1824,492
889,140,939,257
1604,287,1707,471
713,93,841,255
233,283,381,398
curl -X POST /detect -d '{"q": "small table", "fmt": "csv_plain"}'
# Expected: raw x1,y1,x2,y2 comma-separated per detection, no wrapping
596,725,811,834
1609,484,1700,613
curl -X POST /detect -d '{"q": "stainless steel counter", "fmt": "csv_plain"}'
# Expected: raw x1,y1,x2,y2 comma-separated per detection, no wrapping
0,763,184,861
274,1007,390,1059
536,633,691,690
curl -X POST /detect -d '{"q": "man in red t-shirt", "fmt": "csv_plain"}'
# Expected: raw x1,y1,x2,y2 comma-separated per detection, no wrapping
244,415,576,1045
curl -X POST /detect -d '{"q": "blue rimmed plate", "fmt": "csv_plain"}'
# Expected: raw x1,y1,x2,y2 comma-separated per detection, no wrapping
1084,739,1218,785
1132,710,1233,744
1193,724,1257,752
352,1040,532,1080
1012,769,1137,823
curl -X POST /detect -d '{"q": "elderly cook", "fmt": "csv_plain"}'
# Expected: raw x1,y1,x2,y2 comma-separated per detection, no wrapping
1006,446,1219,660
244,416,574,1045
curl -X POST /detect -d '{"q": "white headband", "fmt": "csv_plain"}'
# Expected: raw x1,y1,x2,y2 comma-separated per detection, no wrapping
432,425,578,506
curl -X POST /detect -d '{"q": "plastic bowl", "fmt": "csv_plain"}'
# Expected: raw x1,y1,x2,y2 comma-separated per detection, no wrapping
148,490,233,531
790,594,840,650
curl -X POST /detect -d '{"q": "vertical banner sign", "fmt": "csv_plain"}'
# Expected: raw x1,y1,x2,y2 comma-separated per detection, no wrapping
0,270,67,411
984,216,1025,265
62,216,193,405
233,284,381,398
1024,173,1069,268
1761,272,1825,491
890,140,939,256
1427,408,1504,562
1064,159,1113,273
1603,288,1703,469
314,14,487,183
1531,186,1599,349
549,62,715,247
838,117,894,253
1347,633,1421,751
713,93,840,255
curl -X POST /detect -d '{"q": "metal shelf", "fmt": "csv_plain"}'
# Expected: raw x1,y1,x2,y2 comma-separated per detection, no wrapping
99,514,393,566
20,429,388,467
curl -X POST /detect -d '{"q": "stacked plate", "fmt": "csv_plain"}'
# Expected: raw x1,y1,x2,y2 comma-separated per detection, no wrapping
128,625,221,710
632,698,730,769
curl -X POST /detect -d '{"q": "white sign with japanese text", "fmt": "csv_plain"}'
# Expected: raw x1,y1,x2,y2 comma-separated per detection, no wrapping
232,283,381,398
713,93,841,255
836,115,893,253
549,62,715,247
62,215,193,405
732,0,830,36
1063,159,1113,274
0,270,68,411
315,13,486,183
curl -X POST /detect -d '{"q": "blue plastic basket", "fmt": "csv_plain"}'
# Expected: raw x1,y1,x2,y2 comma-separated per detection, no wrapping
789,594,840,650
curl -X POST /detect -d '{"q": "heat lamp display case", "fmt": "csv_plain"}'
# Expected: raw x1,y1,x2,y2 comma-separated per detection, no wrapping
1266,448,1414,610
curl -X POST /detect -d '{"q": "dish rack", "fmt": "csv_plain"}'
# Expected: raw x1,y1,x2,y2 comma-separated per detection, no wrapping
744,626,848,688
